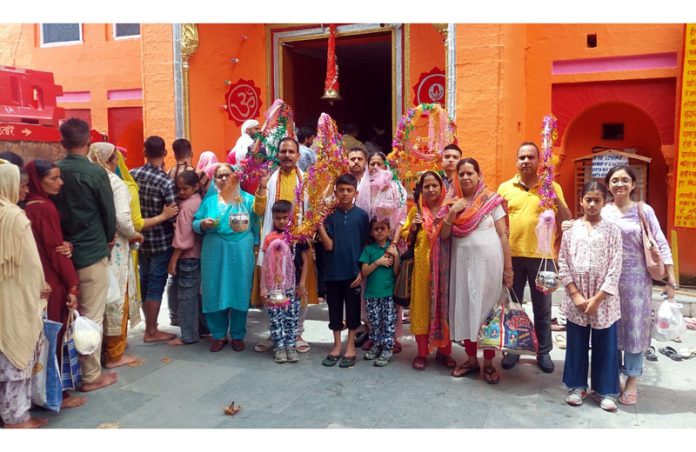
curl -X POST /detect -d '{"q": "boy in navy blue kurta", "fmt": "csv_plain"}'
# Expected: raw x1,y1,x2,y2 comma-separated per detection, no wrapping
317,174,369,368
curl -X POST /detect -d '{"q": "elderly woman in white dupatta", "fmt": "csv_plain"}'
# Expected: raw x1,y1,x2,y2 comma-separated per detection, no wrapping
88,143,144,368
0,160,49,428
228,119,260,165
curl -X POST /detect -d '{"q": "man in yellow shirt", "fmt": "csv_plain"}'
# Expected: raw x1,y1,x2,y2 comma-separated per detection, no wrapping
497,142,571,374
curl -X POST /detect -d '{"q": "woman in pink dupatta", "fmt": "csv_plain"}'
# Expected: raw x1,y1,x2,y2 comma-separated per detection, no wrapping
438,158,513,384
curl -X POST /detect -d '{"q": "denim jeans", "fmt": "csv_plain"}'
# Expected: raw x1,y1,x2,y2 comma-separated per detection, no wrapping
139,249,173,302
166,258,209,342
511,256,552,355
621,351,644,377
563,320,620,397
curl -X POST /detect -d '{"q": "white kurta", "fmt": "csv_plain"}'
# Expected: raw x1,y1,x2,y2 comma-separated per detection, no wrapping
448,204,506,341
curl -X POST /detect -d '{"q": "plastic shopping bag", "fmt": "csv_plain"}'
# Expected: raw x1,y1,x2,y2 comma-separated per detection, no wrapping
651,294,686,342
478,296,505,351
31,318,63,412
72,310,102,355
61,310,82,390
502,288,539,355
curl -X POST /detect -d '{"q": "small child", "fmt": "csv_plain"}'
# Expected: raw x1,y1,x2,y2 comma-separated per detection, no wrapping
317,173,370,368
167,171,207,345
167,138,210,193
359,218,400,366
259,200,309,364
558,181,623,412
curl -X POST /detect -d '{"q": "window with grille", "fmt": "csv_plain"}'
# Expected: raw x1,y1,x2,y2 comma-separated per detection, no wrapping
40,23,82,46
114,24,141,39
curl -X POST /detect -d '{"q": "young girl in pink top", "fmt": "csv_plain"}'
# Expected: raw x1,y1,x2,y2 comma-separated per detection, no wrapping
167,171,204,345
558,181,623,412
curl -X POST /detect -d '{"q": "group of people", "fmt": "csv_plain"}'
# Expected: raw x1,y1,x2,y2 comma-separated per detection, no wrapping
0,116,678,427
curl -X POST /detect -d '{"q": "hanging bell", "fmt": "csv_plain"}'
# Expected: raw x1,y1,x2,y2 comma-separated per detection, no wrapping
321,88,342,103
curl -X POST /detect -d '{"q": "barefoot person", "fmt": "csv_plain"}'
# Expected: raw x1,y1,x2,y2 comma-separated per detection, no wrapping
23,160,88,408
131,136,180,343
88,143,144,368
0,160,50,428
54,118,118,391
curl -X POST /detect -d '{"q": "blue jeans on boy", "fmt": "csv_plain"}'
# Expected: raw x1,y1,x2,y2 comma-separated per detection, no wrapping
366,296,396,351
563,320,620,397
266,293,300,349
621,351,644,377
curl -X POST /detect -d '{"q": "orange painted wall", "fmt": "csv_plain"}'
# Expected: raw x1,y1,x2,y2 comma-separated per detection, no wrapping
141,24,176,168
187,24,267,166
407,24,446,109
0,23,143,149
454,24,526,188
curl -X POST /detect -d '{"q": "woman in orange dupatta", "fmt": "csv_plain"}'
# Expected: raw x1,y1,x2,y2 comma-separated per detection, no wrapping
437,158,513,384
400,171,456,371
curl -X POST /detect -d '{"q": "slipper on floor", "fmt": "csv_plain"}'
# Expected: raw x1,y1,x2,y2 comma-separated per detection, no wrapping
678,347,696,359
659,346,682,361
296,340,310,353
451,362,480,378
555,334,567,349
254,338,273,353
321,354,342,367
618,392,638,406
339,355,356,368
482,366,500,384
644,346,658,362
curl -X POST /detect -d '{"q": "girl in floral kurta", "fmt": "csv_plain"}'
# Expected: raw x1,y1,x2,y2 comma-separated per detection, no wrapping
601,164,676,406
559,181,622,412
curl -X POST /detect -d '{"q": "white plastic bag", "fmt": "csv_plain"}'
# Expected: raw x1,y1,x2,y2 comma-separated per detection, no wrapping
106,269,120,306
651,295,686,342
72,310,103,355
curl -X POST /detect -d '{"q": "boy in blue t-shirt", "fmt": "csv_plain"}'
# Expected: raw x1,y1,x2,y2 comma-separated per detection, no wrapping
317,173,369,368
359,218,401,367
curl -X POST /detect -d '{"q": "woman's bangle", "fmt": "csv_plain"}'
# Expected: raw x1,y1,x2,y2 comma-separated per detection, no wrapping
68,287,79,296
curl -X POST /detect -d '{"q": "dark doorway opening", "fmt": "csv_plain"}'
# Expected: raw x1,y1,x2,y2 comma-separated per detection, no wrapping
282,31,392,151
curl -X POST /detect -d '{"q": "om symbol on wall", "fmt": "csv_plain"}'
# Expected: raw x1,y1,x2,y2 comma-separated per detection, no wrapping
225,79,262,126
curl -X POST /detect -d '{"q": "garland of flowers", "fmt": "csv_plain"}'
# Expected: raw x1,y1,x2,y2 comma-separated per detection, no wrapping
388,103,456,185
286,113,348,244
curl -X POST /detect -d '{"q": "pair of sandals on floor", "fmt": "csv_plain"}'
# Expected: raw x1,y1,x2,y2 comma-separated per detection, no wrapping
652,345,696,361
451,360,500,384
254,338,310,353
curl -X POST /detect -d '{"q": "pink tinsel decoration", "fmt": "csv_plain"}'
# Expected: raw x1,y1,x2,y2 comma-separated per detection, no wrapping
535,114,558,257
263,238,295,293
535,209,556,256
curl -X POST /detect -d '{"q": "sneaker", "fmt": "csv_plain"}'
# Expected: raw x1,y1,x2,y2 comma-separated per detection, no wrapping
599,396,618,413
364,345,381,360
501,353,520,369
537,353,555,373
286,347,299,363
274,347,287,363
374,350,393,367
566,388,587,406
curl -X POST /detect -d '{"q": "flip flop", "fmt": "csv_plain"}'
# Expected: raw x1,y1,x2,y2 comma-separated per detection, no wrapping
658,346,683,361
451,362,480,378
644,346,658,362
618,392,638,406
296,340,310,353
254,338,273,353
482,365,500,384
321,354,342,367
339,355,356,368
555,334,567,349
678,347,696,359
